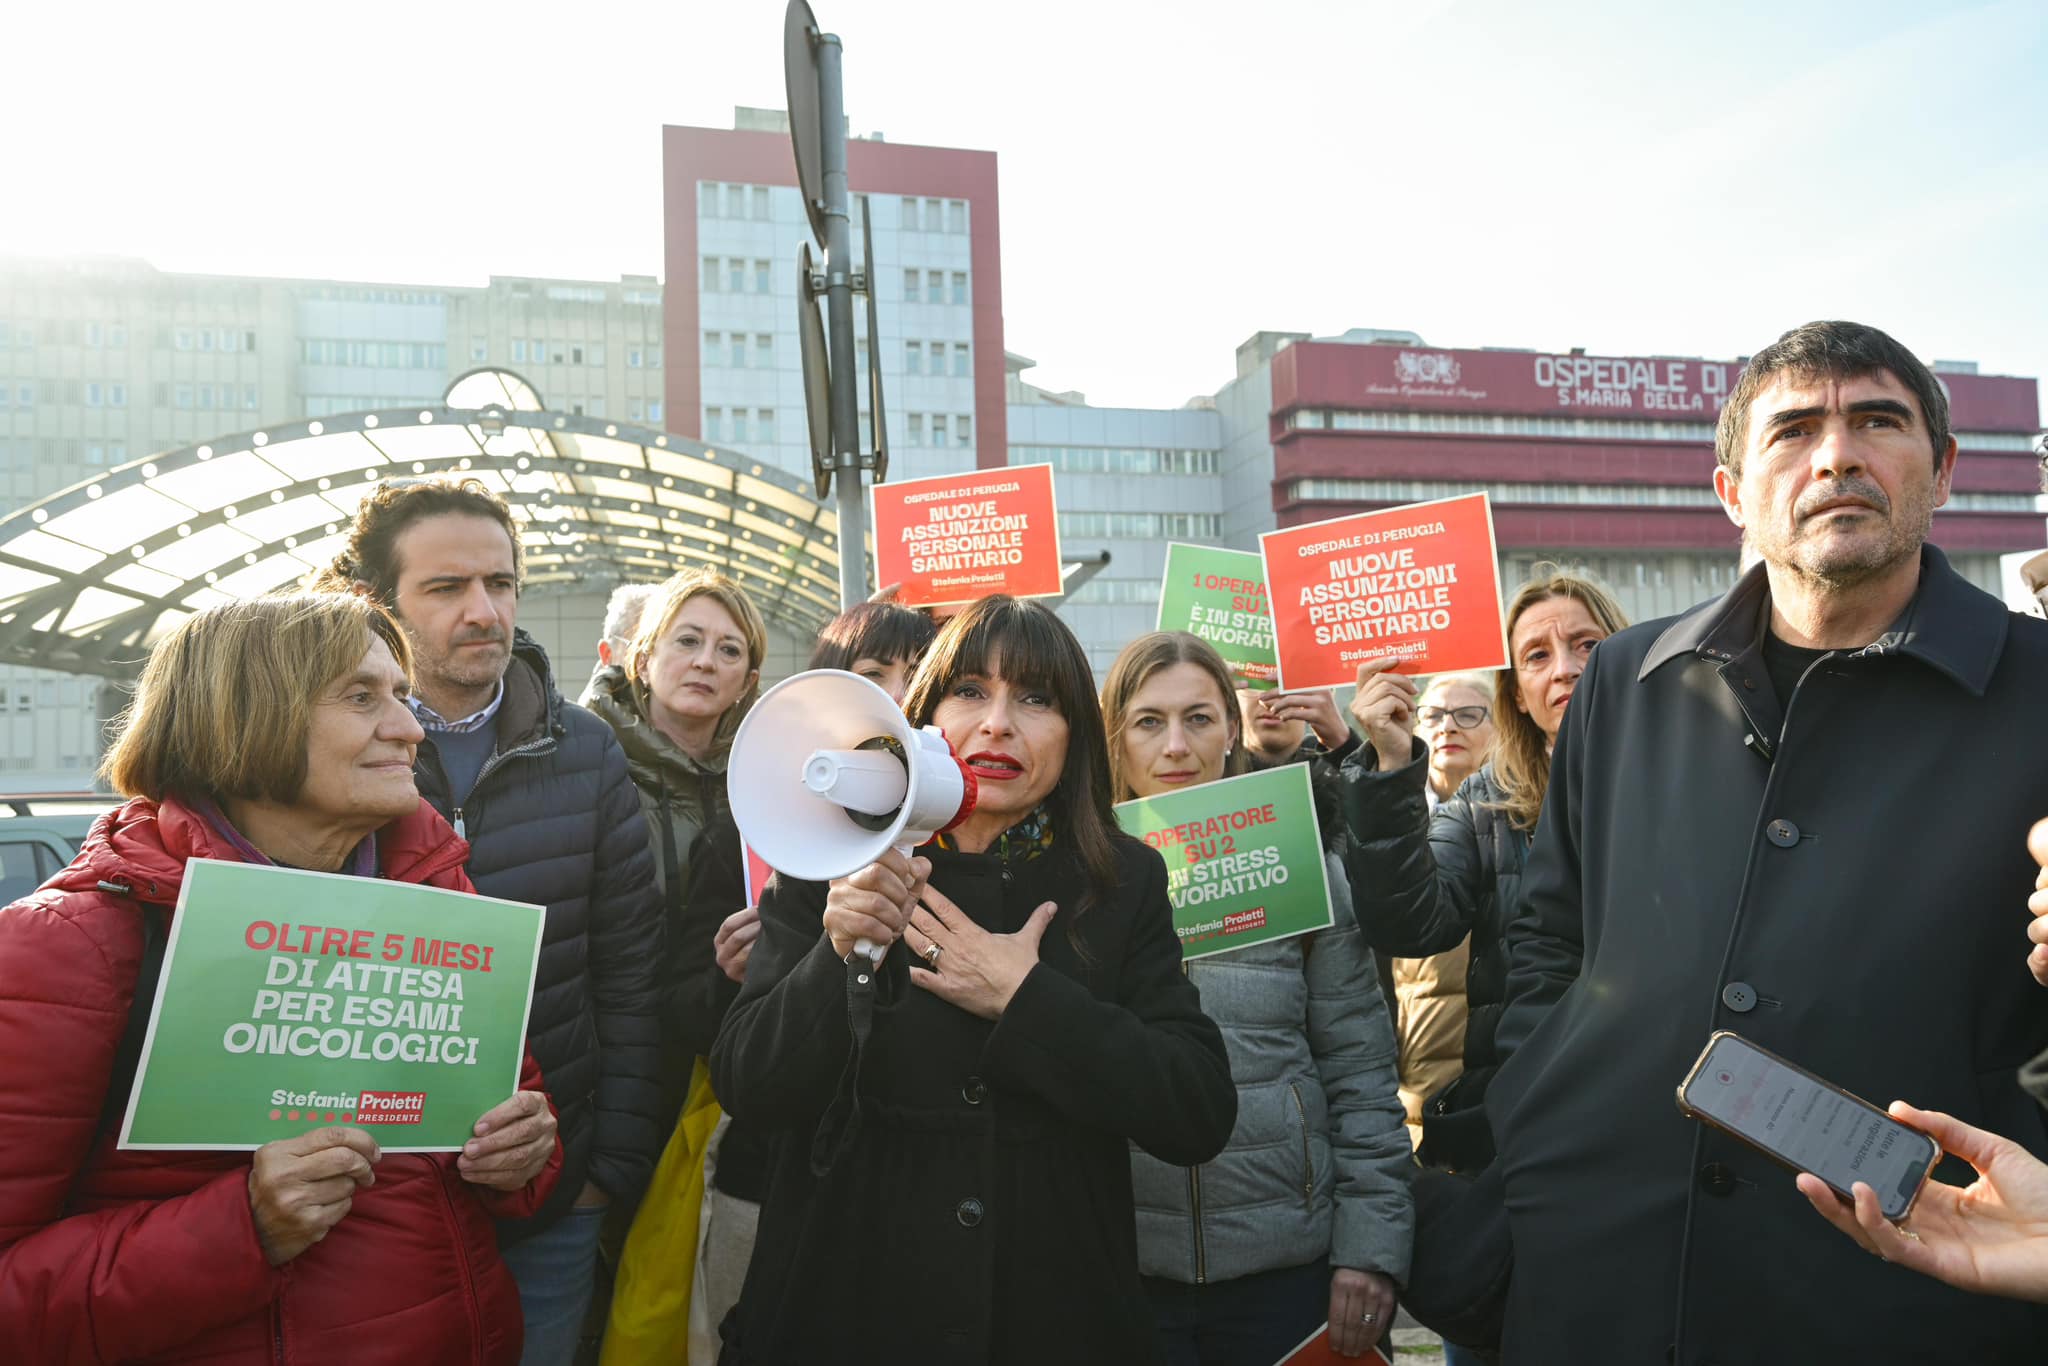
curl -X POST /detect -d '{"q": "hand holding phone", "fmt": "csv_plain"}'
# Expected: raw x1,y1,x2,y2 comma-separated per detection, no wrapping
1676,1032,1939,1222
1797,1101,2048,1305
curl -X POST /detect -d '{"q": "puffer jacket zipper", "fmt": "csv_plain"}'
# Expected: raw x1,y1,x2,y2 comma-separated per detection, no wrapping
1288,1082,1313,1210
437,728,555,841
271,1298,285,1364
431,1161,486,1362
473,732,552,791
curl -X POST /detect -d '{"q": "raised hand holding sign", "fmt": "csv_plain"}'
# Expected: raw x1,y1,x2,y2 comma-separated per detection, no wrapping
1350,656,1420,770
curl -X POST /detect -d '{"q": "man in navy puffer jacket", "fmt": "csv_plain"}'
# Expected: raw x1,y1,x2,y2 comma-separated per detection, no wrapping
321,479,663,1365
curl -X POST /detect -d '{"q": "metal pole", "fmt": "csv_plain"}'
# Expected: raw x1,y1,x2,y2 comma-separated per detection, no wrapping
815,33,866,609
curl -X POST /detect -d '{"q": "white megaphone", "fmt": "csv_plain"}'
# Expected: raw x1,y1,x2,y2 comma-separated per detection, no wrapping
728,669,977,962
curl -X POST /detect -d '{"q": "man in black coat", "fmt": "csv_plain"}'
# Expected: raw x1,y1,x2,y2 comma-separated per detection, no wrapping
1487,320,2048,1364
326,479,663,1366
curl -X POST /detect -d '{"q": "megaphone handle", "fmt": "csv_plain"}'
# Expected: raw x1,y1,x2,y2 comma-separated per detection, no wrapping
850,841,920,965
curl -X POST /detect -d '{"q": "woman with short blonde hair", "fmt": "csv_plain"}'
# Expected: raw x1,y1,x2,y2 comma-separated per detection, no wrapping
623,567,768,754
585,565,772,1354
585,567,767,1036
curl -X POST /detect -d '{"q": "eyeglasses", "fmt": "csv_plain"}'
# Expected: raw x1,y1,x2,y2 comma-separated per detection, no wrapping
1417,705,1490,730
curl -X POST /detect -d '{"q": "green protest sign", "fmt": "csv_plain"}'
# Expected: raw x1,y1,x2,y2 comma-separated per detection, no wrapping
1157,542,1280,690
1114,765,1333,961
119,859,545,1152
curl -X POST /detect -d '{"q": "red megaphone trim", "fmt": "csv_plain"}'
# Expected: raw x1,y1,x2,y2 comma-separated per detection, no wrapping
936,734,978,834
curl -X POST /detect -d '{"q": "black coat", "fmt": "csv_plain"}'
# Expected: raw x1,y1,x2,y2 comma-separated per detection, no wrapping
413,633,665,1236
581,662,730,1048
1487,548,2048,1364
1339,750,1525,1172
677,811,773,1201
710,837,1237,1366
674,812,746,1061
1254,732,1401,1017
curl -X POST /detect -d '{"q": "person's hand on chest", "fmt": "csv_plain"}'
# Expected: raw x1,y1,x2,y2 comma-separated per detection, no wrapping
903,879,1060,1021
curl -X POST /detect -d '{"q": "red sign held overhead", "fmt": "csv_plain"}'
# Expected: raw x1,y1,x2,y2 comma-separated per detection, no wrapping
1260,492,1508,689
870,463,1063,608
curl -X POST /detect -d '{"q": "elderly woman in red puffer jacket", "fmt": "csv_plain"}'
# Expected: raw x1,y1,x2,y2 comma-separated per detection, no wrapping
0,594,560,1365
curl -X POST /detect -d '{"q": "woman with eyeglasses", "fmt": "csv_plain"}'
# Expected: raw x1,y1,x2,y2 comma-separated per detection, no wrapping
1411,678,1495,810
1338,568,1628,1179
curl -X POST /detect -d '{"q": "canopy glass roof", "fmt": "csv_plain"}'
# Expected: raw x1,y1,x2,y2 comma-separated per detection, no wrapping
0,370,862,677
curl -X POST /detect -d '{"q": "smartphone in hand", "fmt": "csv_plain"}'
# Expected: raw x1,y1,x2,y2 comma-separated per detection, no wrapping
1677,1031,1940,1222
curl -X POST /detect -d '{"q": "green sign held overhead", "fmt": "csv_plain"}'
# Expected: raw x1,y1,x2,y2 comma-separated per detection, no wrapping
120,859,546,1152
1158,542,1280,691
1114,765,1333,961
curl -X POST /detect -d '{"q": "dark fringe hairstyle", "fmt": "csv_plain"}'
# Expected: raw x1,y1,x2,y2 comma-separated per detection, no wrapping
808,601,938,673
901,596,1125,929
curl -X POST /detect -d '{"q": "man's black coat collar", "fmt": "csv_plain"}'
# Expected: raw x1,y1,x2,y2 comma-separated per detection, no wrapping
1640,544,2009,698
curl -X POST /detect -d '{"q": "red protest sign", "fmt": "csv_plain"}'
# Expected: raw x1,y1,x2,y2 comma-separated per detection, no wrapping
1260,492,1507,689
870,463,1063,608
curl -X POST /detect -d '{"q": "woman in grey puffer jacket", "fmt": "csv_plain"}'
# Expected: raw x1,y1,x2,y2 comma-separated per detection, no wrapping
1105,633,1412,1365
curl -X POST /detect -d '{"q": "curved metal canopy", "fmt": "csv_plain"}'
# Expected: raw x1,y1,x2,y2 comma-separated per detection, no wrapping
0,369,862,678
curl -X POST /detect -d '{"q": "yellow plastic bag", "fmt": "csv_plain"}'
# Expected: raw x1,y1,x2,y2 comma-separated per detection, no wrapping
600,1059,724,1365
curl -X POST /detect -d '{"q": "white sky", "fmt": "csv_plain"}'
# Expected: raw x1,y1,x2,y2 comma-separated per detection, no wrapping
7,0,2044,418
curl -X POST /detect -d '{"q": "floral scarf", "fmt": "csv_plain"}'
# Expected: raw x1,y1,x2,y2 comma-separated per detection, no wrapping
934,803,1054,865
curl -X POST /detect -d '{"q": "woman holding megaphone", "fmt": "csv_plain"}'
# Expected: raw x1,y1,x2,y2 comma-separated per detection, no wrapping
710,596,1237,1365
1104,631,1411,1362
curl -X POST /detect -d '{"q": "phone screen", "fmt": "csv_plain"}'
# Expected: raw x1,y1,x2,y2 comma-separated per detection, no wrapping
1683,1034,1936,1219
